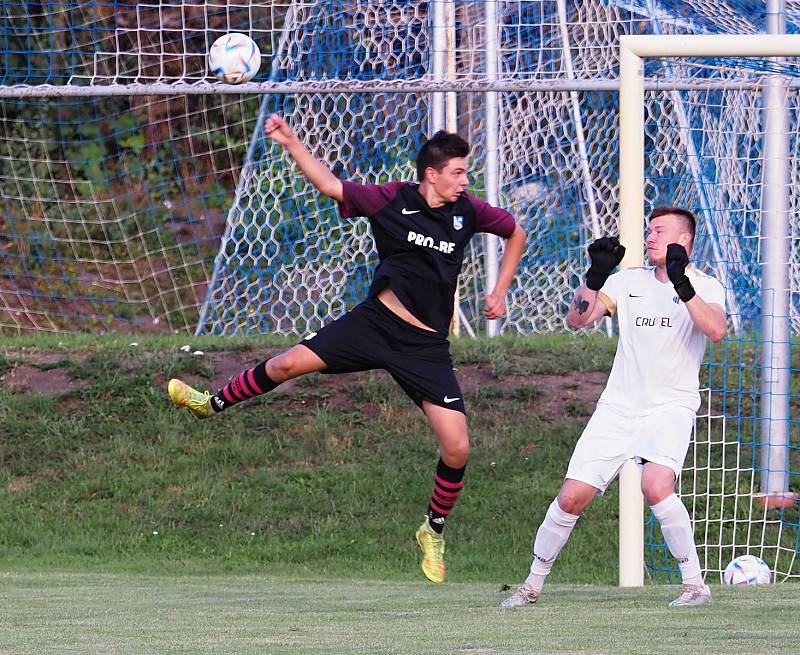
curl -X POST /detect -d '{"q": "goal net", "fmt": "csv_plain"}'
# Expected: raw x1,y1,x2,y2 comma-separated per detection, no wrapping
1,1,798,583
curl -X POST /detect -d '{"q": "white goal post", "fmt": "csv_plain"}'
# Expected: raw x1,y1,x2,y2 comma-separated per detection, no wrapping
617,33,800,587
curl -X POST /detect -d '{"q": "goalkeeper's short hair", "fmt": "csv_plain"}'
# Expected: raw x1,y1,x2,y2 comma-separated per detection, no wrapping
648,205,696,241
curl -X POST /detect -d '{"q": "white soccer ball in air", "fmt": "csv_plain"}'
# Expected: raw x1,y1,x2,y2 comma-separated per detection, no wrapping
723,554,772,585
208,33,261,84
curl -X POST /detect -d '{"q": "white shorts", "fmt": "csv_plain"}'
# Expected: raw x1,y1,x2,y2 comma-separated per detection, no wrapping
565,402,695,493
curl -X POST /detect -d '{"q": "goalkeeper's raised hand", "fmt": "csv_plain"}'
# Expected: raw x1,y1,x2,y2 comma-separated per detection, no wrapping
666,243,696,302
586,237,625,291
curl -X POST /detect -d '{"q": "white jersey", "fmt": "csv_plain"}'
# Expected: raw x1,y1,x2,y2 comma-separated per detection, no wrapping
596,266,726,415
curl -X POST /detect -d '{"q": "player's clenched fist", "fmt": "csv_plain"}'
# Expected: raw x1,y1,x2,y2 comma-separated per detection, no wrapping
264,113,295,146
666,243,695,302
586,236,625,291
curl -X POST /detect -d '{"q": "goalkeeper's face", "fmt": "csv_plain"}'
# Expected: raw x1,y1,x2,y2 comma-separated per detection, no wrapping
426,157,470,203
646,214,693,265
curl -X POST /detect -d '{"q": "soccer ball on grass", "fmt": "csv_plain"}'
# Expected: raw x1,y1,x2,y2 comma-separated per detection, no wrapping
208,33,261,84
723,554,771,585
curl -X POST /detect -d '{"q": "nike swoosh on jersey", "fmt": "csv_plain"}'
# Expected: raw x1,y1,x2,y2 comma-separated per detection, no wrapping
443,396,461,403
401,208,420,214
628,294,644,298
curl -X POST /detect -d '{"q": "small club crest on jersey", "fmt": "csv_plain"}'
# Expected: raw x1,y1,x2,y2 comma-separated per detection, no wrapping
453,215,464,230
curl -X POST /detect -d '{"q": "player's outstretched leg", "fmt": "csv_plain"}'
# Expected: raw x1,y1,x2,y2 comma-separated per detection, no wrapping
500,488,586,608
168,378,213,419
500,497,578,607
168,360,276,419
415,516,446,584
168,345,325,419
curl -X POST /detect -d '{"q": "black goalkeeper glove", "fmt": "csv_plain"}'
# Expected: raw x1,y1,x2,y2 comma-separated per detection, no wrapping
586,237,626,291
666,243,696,302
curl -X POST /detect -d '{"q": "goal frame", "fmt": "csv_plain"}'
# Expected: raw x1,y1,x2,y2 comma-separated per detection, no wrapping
617,33,800,587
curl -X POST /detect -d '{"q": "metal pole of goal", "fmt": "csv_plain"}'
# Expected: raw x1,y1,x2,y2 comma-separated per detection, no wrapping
758,0,793,510
484,0,501,337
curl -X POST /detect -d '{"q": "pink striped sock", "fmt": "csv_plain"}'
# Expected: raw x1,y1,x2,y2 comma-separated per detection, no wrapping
426,459,466,534
210,361,278,412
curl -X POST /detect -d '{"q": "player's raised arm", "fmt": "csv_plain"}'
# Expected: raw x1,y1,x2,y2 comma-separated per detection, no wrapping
566,237,625,328
264,113,344,202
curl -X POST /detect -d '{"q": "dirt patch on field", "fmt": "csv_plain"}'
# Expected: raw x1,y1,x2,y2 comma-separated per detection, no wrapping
2,365,87,395
1,351,90,395
2,347,607,420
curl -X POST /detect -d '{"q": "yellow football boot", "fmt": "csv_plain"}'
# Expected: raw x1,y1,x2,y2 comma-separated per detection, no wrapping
415,517,446,584
168,378,213,419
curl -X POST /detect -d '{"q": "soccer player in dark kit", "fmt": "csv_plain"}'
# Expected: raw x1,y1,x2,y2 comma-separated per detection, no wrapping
168,113,526,583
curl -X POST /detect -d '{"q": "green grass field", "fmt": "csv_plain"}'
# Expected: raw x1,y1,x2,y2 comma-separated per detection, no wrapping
0,334,622,582
1,335,798,653
1,573,797,654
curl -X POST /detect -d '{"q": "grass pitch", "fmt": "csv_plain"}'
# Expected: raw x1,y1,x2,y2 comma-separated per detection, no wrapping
2,335,798,654
0,334,622,582
0,573,797,655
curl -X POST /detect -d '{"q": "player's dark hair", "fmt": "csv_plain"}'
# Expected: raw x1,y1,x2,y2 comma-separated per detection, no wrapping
416,131,470,181
648,205,696,241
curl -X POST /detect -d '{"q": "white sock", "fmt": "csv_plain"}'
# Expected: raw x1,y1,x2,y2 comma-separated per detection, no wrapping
651,494,703,585
523,499,580,592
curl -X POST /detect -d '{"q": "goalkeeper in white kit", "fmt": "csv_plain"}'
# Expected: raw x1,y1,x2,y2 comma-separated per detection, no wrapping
502,206,727,607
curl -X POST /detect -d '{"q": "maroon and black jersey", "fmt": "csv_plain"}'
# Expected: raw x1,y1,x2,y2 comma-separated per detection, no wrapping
339,180,516,334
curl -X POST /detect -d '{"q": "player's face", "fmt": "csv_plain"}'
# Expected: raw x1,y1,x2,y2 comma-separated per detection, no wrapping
646,214,692,265
427,157,469,203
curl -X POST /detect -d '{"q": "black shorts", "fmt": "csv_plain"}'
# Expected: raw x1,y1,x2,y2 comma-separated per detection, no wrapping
300,297,465,414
